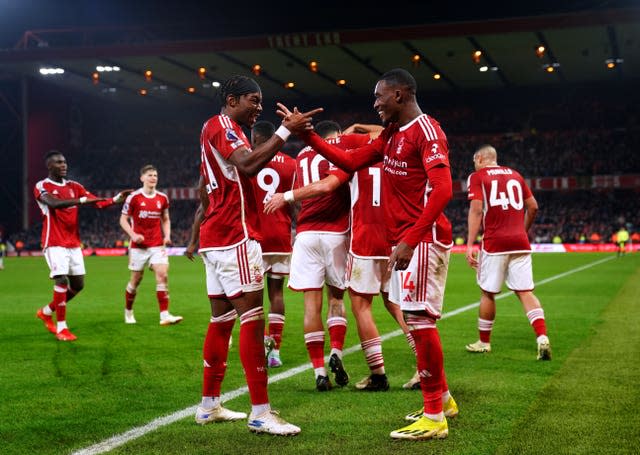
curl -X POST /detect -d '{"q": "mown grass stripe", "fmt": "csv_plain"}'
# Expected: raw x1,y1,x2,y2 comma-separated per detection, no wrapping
72,256,615,455
496,263,640,455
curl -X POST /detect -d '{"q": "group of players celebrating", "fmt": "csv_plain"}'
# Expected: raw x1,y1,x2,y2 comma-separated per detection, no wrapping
33,68,551,441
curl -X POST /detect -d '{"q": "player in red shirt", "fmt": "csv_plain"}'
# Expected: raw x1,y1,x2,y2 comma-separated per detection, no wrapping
267,121,353,392
119,164,182,326
465,145,551,360
278,69,458,440
340,123,420,392
34,151,130,341
193,75,319,435
250,121,296,368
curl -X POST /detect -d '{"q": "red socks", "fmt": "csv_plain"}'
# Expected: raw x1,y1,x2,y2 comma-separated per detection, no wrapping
52,284,68,322
327,316,347,351
202,310,236,397
526,308,547,337
239,307,269,405
156,284,169,313
304,331,326,370
268,313,285,349
411,327,444,415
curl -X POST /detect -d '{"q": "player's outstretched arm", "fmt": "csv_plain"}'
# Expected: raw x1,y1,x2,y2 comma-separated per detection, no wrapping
39,192,105,209
229,106,322,177
343,123,384,139
88,189,134,208
278,103,383,172
264,175,341,214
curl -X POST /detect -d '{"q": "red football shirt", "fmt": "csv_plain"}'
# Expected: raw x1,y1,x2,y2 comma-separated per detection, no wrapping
199,114,262,250
34,178,92,248
380,114,453,247
350,162,391,258
299,114,453,248
252,152,296,254
467,165,533,254
294,134,360,234
121,189,169,248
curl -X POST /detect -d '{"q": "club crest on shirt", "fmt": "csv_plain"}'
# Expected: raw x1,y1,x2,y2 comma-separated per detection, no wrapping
157,201,161,209
395,137,405,155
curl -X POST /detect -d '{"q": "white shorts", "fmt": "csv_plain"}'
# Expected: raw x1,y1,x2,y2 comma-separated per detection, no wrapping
477,251,534,293
44,246,85,278
345,254,390,295
263,254,291,276
288,232,348,291
128,246,169,271
389,242,450,317
201,239,264,299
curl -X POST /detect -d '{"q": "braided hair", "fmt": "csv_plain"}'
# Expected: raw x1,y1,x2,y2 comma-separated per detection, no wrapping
219,75,262,105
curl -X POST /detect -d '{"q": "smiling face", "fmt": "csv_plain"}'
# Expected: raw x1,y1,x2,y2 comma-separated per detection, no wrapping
227,91,263,128
373,80,400,126
47,153,67,180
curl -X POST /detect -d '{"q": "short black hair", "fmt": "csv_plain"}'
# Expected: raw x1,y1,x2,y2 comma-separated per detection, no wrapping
252,120,275,138
219,75,261,105
314,120,341,139
378,68,417,95
45,150,63,163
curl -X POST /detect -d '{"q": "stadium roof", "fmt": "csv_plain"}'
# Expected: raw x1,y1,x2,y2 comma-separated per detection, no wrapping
0,2,638,107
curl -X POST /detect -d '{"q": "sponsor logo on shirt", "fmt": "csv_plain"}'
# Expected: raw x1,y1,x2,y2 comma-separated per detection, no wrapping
425,153,446,163
383,155,408,176
138,210,161,219
425,143,446,163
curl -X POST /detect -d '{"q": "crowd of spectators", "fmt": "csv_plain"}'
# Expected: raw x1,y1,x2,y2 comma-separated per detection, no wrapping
8,82,639,250
11,189,637,252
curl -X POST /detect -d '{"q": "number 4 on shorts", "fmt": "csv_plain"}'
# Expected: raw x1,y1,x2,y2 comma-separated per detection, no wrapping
401,271,415,292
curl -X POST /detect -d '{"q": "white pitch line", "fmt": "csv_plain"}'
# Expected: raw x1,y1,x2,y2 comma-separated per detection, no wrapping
72,255,614,455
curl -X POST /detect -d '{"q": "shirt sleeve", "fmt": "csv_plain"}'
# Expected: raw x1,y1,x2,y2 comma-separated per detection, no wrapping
327,163,352,184
421,136,450,172
467,173,482,201
34,183,46,200
122,194,134,216
217,125,249,160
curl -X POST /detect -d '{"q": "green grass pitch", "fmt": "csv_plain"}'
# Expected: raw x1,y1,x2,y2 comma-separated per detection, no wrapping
0,252,638,454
